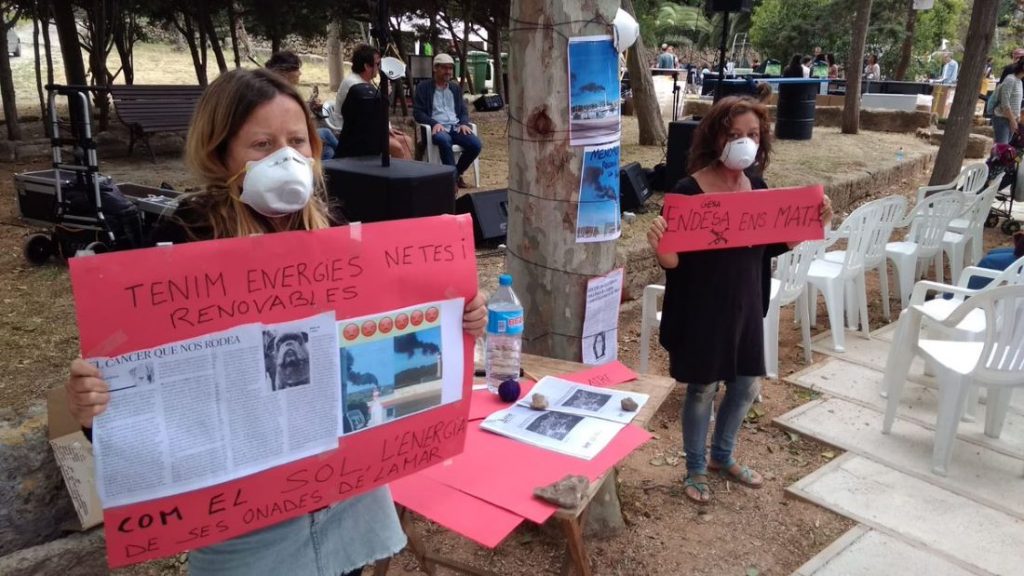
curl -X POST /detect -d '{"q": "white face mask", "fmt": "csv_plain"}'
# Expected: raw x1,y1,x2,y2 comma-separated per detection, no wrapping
237,146,315,218
719,137,758,171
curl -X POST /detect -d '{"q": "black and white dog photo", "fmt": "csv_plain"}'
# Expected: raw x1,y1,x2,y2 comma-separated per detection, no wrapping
264,330,311,391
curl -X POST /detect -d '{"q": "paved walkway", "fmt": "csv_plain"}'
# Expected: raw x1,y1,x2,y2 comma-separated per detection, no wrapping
777,324,1024,576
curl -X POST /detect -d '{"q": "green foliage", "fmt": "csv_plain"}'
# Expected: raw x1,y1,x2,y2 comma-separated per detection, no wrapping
653,1,711,47
749,0,966,78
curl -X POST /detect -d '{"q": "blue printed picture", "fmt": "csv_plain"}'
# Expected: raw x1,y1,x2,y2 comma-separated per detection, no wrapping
339,325,444,435
568,35,621,146
576,143,621,243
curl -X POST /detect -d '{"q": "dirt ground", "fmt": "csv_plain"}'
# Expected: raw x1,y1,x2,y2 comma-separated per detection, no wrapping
1,107,1018,575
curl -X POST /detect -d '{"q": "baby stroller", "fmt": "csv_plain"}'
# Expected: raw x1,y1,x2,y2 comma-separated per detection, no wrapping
984,140,1024,235
20,85,143,265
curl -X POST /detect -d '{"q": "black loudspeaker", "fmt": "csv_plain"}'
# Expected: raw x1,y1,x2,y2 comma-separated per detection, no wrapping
323,157,455,223
665,119,701,191
474,94,505,112
619,162,651,211
456,188,508,244
710,0,753,12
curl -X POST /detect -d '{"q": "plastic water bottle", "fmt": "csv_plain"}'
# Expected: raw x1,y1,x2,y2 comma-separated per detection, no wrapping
485,274,523,393
896,147,905,162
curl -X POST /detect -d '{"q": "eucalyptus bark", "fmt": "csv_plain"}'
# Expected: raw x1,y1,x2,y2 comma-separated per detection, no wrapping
327,19,343,91
842,0,873,134
929,0,999,185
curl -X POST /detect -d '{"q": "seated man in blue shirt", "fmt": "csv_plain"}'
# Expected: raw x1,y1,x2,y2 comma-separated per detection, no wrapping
413,54,483,189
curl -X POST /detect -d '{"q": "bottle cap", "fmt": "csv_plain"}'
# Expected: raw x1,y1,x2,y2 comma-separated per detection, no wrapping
499,274,512,286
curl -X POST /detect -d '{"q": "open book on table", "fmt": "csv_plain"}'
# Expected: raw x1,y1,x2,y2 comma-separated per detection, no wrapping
480,376,649,460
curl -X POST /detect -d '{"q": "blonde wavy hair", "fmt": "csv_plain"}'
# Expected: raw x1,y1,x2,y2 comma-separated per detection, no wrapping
183,68,331,239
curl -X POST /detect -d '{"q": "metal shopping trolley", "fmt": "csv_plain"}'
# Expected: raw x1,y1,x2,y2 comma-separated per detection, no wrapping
16,85,143,265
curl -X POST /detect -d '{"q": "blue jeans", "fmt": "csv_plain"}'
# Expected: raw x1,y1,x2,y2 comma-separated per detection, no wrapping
682,376,760,475
993,116,1012,144
318,128,339,160
431,126,482,176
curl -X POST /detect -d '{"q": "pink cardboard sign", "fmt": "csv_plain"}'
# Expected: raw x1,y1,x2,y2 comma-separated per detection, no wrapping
422,422,652,523
658,185,825,253
390,474,523,548
68,215,478,568
560,360,637,388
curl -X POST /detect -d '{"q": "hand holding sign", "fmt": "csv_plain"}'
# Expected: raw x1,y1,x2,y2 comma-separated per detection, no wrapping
657,185,827,253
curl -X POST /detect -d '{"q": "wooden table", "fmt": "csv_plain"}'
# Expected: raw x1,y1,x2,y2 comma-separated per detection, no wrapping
377,354,676,576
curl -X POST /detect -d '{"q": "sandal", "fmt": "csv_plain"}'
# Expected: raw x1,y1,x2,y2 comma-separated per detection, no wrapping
708,460,764,489
682,474,712,504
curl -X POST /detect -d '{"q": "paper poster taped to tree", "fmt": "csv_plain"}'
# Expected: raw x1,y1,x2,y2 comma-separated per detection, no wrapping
576,144,621,243
69,215,477,568
568,35,621,146
658,185,826,253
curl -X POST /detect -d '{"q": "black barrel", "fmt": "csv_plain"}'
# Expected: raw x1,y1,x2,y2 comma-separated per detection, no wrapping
776,81,818,140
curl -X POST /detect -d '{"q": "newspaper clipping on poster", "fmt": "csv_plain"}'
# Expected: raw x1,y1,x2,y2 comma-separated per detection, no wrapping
576,144,622,244
90,312,340,508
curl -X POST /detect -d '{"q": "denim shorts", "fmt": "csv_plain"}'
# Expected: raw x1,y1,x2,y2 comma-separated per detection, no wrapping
188,487,406,576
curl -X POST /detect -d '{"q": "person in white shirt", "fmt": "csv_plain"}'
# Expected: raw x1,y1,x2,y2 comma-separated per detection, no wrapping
864,54,881,81
333,44,414,159
939,52,959,84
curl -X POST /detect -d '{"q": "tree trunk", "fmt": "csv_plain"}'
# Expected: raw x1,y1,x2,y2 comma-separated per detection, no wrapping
228,1,241,68
508,0,623,538
488,25,505,102
33,9,46,126
621,0,666,146
327,19,343,90
929,0,1000,186
271,35,281,54
842,0,873,134
178,14,208,86
52,0,86,85
201,4,228,74
0,18,22,140
87,0,111,131
507,0,620,359
894,0,916,81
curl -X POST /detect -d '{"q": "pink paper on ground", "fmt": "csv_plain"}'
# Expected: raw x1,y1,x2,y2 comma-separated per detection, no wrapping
658,185,825,253
468,380,535,421
421,423,652,523
559,361,638,387
390,474,523,548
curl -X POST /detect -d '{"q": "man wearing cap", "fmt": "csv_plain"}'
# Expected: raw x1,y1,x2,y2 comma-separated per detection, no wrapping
413,53,482,189
334,44,414,159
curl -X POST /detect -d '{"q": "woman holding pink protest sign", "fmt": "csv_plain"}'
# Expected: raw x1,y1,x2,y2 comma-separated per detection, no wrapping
65,68,488,576
646,96,832,505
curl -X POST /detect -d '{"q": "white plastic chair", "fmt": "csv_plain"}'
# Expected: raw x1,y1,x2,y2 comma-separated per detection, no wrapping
943,181,1000,278
418,122,481,187
823,195,907,324
885,190,965,308
914,162,989,202
881,284,1024,476
806,201,883,352
639,284,664,374
322,101,342,132
764,240,823,379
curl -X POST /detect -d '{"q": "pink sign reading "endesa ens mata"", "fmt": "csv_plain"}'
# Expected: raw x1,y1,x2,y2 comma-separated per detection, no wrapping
657,185,826,253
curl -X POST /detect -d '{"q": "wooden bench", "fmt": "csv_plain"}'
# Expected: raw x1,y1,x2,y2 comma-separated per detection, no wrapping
109,85,205,162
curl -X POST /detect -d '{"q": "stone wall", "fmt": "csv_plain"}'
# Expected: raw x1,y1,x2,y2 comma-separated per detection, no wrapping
0,403,78,556
682,100,931,133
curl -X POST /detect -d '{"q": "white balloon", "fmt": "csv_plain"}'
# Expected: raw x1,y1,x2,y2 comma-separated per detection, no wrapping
612,8,640,54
